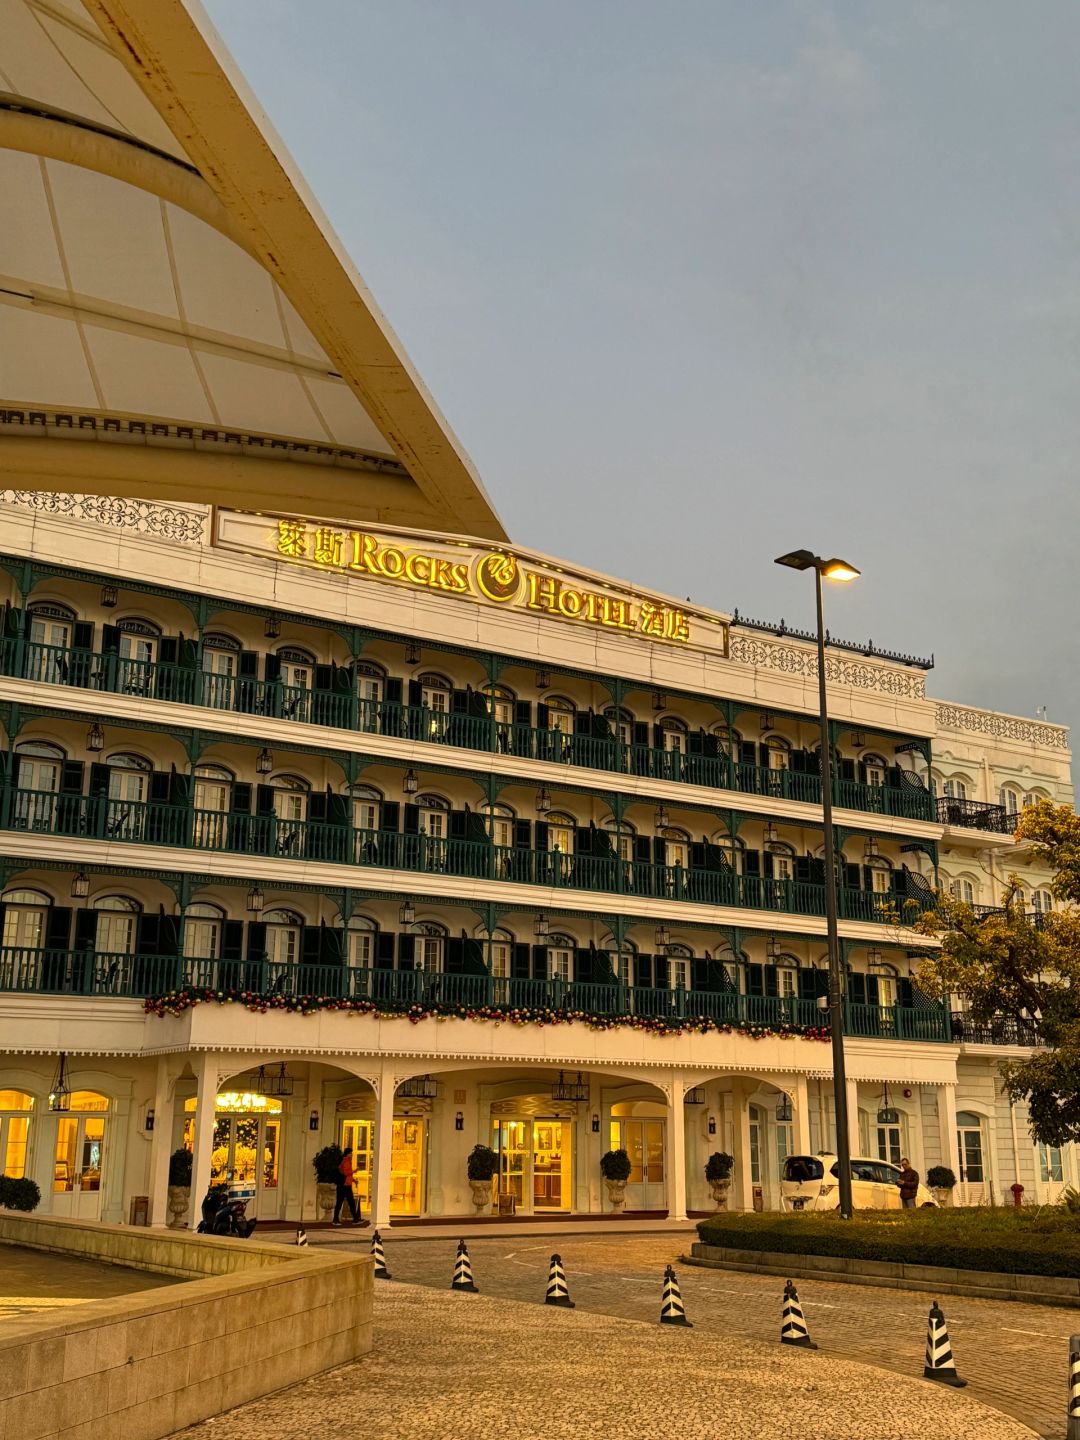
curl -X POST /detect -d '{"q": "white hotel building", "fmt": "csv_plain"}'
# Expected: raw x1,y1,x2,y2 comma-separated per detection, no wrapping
0,0,1072,1229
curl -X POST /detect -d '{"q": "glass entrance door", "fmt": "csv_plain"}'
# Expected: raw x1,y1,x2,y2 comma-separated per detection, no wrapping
340,1116,423,1217
532,1120,570,1211
52,1114,107,1220
493,1119,528,1209
182,1092,283,1219
612,1118,666,1210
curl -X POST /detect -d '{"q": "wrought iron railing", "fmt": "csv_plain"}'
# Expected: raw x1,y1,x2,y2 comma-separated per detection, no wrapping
0,945,950,1039
949,1012,1044,1047
1,638,936,823
0,789,938,925
936,798,1018,835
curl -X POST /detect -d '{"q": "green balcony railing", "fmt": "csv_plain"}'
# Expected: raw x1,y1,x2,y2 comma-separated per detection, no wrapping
2,637,936,823
0,788,937,925
0,947,953,1041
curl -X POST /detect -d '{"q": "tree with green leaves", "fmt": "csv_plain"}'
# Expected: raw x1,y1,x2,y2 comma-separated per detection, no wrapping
914,800,1080,1147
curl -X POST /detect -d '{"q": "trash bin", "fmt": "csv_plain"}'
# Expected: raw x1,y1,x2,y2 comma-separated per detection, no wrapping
129,1195,149,1227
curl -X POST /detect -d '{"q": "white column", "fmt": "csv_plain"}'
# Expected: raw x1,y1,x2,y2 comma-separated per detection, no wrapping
731,1086,754,1211
147,1058,175,1226
937,1084,958,1195
586,1074,602,1213
190,1052,218,1214
667,1074,687,1220
371,1068,396,1229
845,1079,861,1157
792,1074,811,1156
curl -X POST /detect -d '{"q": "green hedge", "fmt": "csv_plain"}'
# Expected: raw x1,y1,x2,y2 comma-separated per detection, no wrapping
696,1207,1080,1279
0,1175,41,1211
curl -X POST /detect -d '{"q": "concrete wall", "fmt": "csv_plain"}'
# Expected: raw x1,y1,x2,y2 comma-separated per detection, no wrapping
0,1214,372,1440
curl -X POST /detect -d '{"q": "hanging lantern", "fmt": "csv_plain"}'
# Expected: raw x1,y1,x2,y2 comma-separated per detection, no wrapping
551,1070,589,1102
399,1074,438,1099
70,871,90,900
536,669,551,689
867,947,884,967
100,584,118,609
264,614,281,639
655,804,670,829
536,787,552,814
877,1082,899,1125
270,1063,294,1098
864,835,879,859
851,730,866,749
399,898,416,927
534,913,549,938
760,712,775,732
49,1052,71,1112
683,1086,706,1106
404,641,421,666
654,923,670,950
86,722,104,752
652,691,666,712
256,747,273,775
764,821,779,849
247,885,265,914
775,1092,793,1123
403,768,419,795
765,936,780,960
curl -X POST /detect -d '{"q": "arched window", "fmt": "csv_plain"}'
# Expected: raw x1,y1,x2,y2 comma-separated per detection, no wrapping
662,827,690,869
183,901,225,961
417,793,449,839
346,915,378,969
603,706,631,747
201,633,240,708
355,661,386,731
93,895,140,956
1032,888,1054,914
955,1111,985,1183
863,753,888,788
763,735,790,772
194,764,233,811
0,1088,34,1179
115,617,161,691
773,954,800,1000
482,684,516,728
276,647,316,721
547,812,574,855
943,776,968,801
660,717,687,755
414,921,447,972
27,602,75,682
666,942,692,991
350,784,382,833
601,814,635,862
865,857,894,895
766,840,796,883
602,935,636,988
262,907,304,967
106,752,151,804
13,741,65,830
999,785,1023,817
949,876,976,906
2,887,52,952
545,696,576,737
546,932,575,984
419,673,452,740
477,925,514,979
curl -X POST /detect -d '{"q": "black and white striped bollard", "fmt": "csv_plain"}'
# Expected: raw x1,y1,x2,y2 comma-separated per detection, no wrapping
370,1228,392,1279
659,1265,692,1327
451,1239,479,1293
544,1253,575,1308
780,1279,817,1349
1067,1334,1080,1440
294,1226,308,1247
923,1300,966,1387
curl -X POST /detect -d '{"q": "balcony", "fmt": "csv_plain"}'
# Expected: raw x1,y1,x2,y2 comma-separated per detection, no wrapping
949,1012,1044,1047
935,797,1017,835
0,788,938,926
1,639,937,824
0,946,952,1041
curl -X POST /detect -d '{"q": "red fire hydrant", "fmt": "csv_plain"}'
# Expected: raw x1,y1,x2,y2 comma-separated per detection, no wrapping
1010,1182,1024,1207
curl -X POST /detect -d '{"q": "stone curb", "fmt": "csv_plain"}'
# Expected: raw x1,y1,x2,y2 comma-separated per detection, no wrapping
685,1242,1080,1309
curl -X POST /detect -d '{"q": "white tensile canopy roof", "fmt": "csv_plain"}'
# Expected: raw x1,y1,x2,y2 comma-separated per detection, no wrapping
0,0,507,540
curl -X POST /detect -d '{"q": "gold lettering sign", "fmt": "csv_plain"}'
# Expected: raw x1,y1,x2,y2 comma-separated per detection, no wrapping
273,520,692,644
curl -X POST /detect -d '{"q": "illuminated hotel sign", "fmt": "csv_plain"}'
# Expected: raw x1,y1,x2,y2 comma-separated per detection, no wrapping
217,512,698,646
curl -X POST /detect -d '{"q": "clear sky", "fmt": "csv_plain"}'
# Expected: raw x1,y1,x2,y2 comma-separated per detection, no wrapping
206,0,1080,731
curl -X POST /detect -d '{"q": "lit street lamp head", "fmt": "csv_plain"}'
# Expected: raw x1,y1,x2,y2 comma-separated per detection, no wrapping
774,550,860,582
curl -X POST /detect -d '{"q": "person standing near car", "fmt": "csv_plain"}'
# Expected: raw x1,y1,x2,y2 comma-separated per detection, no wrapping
333,1146,361,1225
898,1157,920,1209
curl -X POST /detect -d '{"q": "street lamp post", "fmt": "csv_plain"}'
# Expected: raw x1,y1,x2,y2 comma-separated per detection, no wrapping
774,549,860,1219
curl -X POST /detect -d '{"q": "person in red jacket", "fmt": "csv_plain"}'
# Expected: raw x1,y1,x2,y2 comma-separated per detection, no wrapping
333,1146,361,1225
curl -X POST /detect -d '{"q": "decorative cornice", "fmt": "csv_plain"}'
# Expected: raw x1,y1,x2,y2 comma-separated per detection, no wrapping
936,703,1069,751
728,634,926,700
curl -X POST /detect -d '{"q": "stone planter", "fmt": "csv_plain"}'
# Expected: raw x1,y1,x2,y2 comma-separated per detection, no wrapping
931,1187,953,1207
605,1179,628,1213
469,1179,492,1213
709,1178,731,1211
166,1185,190,1228
316,1182,337,1221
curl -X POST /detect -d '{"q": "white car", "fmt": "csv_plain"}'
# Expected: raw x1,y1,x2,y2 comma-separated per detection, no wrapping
780,1153,937,1212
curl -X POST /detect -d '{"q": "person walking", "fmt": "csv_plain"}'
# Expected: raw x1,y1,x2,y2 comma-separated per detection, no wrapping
898,1157,920,1209
333,1146,361,1225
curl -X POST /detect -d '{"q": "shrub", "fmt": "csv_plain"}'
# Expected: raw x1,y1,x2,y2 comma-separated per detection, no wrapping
600,1149,632,1182
705,1152,734,1183
1058,1186,1080,1214
467,1144,498,1182
168,1148,192,1187
695,1207,1080,1279
0,1176,40,1211
312,1145,344,1184
926,1165,957,1189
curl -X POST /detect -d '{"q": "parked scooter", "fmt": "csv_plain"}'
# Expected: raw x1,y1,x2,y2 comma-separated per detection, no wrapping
196,1182,257,1239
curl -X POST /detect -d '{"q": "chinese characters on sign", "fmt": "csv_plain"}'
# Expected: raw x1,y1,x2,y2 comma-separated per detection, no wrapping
273,518,692,645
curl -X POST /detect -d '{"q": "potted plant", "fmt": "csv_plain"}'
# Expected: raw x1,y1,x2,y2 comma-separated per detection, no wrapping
600,1148,632,1212
167,1147,193,1228
927,1165,957,1207
313,1144,344,1221
704,1151,734,1209
0,1176,40,1211
467,1144,498,1212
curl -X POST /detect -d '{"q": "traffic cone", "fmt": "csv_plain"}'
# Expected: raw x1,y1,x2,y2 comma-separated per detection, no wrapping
370,1228,392,1280
451,1239,478,1293
780,1279,817,1349
294,1227,308,1247
923,1300,966,1387
1067,1335,1080,1440
659,1264,692,1327
544,1253,575,1308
